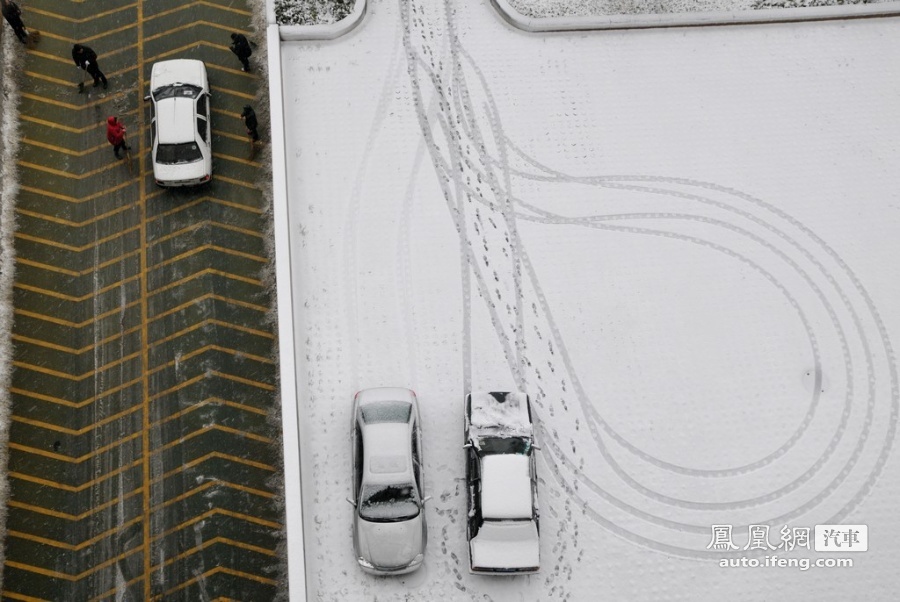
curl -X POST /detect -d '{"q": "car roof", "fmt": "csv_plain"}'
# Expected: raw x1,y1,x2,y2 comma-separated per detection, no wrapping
150,59,206,89
157,97,196,145
363,423,413,484
480,453,533,520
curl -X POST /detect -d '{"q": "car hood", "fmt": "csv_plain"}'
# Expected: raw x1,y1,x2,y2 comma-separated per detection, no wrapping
356,515,424,570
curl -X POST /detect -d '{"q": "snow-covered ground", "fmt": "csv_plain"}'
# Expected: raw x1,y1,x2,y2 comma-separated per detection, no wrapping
507,0,882,19
0,29,23,591
279,0,900,599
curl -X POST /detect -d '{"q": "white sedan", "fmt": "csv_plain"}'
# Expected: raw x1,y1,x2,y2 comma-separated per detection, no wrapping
145,59,212,187
348,388,429,574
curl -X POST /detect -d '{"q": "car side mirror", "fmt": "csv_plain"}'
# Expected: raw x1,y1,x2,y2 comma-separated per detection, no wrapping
463,442,472,449
346,498,356,507
422,496,432,505
532,444,541,451
143,95,151,101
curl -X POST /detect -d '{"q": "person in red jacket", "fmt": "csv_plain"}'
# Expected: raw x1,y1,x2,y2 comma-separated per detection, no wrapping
106,116,130,159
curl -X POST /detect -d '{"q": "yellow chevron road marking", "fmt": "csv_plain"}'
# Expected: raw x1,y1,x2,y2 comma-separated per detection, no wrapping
26,3,137,25
2,591,50,601
144,1,252,22
152,244,267,271
147,293,269,324
147,320,274,352
21,90,130,111
156,536,276,571
148,345,273,379
15,301,141,329
157,452,275,483
15,229,140,253
162,566,276,597
8,488,142,521
158,480,274,512
10,459,143,493
12,404,142,436
20,180,133,203
14,325,141,355
149,220,263,248
9,431,141,463
143,21,247,44
7,515,143,551
10,377,143,409
155,424,273,454
16,201,136,227
148,268,262,297
153,397,269,428
5,547,141,581
152,508,280,543
17,159,126,180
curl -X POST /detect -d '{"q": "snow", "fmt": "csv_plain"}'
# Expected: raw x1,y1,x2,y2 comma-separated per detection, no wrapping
274,0,354,25
366,426,412,476
469,521,540,572
505,0,882,18
480,454,534,519
276,0,900,600
0,27,23,592
468,390,533,435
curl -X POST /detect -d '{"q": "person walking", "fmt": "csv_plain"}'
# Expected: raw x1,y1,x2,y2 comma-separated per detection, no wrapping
72,43,107,89
106,116,130,159
241,105,260,142
229,33,252,72
1,0,29,44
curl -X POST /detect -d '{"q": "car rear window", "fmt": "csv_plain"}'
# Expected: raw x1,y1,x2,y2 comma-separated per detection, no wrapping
361,401,411,424
156,142,202,165
152,83,203,100
359,483,420,522
478,436,531,455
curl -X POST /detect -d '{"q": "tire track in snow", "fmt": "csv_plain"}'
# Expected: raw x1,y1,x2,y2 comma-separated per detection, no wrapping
401,0,897,564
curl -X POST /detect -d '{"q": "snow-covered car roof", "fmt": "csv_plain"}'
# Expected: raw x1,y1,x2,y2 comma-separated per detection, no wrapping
362,423,413,482
467,391,533,437
156,97,196,145
480,453,533,520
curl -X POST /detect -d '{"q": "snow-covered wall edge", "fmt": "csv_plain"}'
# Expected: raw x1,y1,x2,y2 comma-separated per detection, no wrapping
492,0,900,31
270,0,367,41
265,22,308,602
0,30,23,592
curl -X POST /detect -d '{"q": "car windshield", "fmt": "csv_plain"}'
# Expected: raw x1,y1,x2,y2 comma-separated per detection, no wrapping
156,142,202,165
359,483,420,522
152,83,202,100
477,436,531,455
360,401,411,424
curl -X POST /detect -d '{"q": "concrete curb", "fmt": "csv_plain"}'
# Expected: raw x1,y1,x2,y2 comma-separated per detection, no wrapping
492,0,900,31
277,0,367,41
264,21,308,602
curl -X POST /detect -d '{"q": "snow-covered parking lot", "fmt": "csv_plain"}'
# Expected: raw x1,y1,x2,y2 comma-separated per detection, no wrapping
277,0,900,599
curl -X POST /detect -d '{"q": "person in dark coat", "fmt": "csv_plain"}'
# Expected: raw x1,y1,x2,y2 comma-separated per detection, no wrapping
72,43,107,89
2,0,28,44
240,105,259,142
229,33,252,72
106,116,130,159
